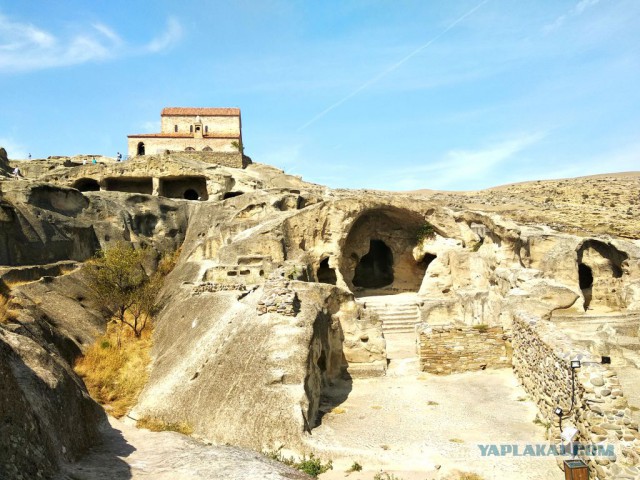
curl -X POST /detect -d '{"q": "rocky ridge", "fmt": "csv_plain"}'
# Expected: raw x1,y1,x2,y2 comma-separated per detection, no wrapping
1,152,639,479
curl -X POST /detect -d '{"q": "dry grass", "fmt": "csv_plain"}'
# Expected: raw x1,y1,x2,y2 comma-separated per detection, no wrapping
457,473,485,480
0,293,18,324
137,416,193,435
0,295,9,324
74,320,152,418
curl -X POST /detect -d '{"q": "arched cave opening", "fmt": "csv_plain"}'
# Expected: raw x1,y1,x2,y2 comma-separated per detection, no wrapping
579,263,593,310
340,207,429,293
578,263,593,290
183,189,199,200
420,253,437,270
353,240,394,289
223,191,244,199
72,178,100,192
317,258,337,285
577,240,628,310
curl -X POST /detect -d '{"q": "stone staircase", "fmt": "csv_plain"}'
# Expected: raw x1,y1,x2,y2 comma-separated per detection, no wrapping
356,294,420,334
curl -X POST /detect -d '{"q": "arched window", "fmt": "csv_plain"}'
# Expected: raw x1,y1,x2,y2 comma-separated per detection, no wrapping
174,125,178,132
137,142,145,156
190,125,193,133
203,146,212,151
185,147,195,151
205,126,208,133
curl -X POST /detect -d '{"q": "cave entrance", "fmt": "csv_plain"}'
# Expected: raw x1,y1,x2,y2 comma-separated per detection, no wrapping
577,240,628,311
223,191,243,199
158,176,208,201
72,178,100,192
578,263,593,289
317,258,337,285
353,240,394,289
420,253,437,270
137,142,145,156
579,263,593,310
104,177,153,195
183,189,199,200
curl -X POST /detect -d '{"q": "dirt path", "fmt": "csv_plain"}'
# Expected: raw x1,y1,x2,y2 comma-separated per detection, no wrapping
309,332,560,480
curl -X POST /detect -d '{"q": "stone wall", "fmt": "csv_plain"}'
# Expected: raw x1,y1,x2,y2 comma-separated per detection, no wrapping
257,278,300,316
160,115,240,136
512,313,640,479
418,324,511,374
128,137,240,157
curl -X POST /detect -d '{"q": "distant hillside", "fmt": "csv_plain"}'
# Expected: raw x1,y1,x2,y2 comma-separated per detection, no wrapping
409,172,640,239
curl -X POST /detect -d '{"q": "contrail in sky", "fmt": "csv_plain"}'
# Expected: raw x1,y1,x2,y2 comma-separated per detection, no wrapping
297,0,490,132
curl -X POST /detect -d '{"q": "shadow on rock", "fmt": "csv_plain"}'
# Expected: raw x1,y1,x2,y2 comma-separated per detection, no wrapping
59,420,135,480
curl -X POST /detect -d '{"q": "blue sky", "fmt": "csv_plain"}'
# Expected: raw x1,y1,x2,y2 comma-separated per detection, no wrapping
1,0,638,191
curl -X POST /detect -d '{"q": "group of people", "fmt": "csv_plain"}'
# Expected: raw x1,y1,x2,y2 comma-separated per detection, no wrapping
81,153,123,166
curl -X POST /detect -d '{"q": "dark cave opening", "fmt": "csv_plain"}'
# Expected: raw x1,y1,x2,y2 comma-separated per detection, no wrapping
579,263,594,290
352,240,394,289
183,189,199,200
317,258,337,285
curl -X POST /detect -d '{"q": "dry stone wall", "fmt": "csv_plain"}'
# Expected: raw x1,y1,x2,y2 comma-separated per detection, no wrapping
512,313,640,479
418,324,511,374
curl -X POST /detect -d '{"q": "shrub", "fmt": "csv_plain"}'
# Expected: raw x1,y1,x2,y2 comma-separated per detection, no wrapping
231,140,244,154
348,461,363,472
472,324,489,333
264,447,332,478
416,222,436,243
137,416,193,435
374,473,403,480
458,473,485,480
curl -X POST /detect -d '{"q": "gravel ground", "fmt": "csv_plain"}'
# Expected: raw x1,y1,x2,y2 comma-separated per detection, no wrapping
310,364,560,480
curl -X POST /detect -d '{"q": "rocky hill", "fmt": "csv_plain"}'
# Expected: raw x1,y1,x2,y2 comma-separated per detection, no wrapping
413,171,640,239
1,152,639,479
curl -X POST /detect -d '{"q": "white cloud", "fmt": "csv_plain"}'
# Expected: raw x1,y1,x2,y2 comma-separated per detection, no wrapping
144,17,182,53
385,132,546,190
544,0,601,33
0,13,182,73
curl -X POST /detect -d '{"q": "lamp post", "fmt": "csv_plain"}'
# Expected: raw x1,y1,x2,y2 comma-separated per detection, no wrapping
554,359,581,434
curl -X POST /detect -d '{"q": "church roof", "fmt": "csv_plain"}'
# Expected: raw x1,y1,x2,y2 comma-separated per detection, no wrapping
161,107,240,117
127,132,240,139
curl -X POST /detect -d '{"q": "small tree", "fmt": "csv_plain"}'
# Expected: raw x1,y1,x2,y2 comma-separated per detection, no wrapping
88,243,153,339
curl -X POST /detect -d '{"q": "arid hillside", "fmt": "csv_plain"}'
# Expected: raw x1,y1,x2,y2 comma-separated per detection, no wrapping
410,172,640,238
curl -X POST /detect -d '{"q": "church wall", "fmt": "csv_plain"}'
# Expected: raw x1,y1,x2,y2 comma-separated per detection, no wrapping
160,115,240,136
128,137,239,156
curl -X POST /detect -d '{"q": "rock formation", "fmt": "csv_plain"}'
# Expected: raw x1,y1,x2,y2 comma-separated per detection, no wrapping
1,153,639,479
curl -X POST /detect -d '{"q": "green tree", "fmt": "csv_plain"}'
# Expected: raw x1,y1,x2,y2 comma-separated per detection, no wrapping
88,243,154,339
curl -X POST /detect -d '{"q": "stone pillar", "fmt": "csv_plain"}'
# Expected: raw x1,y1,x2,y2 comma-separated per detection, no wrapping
152,177,160,196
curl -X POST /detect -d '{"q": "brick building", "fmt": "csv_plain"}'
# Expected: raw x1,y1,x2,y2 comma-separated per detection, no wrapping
127,107,242,157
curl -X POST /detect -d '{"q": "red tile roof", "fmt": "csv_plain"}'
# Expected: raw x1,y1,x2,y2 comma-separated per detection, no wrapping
127,132,240,139
161,107,240,116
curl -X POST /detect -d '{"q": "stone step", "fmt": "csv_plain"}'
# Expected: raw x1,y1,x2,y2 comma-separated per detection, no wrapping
383,326,416,333
380,315,420,323
378,314,419,321
365,304,417,311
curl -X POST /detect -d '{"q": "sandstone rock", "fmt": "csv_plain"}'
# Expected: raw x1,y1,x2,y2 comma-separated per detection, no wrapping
0,328,104,479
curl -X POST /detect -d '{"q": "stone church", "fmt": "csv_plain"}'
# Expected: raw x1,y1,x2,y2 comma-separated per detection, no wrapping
127,107,242,157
